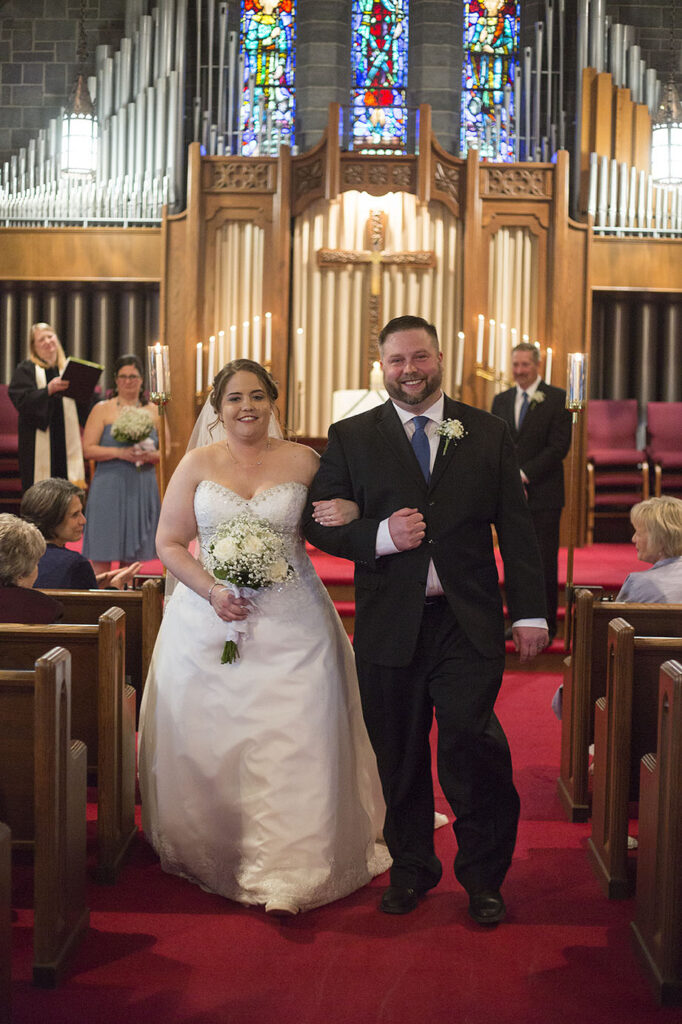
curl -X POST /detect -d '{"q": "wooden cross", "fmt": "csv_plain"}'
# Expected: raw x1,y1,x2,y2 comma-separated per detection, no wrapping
316,209,436,375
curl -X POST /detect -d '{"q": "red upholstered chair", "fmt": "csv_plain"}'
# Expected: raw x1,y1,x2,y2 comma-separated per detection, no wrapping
646,402,682,498
0,385,21,512
586,399,649,543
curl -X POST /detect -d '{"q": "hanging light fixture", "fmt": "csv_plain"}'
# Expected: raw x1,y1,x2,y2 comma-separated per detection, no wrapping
61,0,97,177
651,0,682,185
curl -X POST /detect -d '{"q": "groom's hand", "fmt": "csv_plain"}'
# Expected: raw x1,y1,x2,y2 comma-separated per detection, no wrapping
513,626,549,663
388,508,426,550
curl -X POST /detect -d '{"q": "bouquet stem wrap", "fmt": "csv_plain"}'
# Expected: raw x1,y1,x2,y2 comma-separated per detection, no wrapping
219,583,258,663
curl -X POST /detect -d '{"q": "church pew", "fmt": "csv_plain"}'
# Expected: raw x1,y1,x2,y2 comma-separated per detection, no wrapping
587,620,682,898
558,589,682,821
40,578,163,702
0,822,9,1023
630,660,682,1007
0,609,136,883
0,648,89,988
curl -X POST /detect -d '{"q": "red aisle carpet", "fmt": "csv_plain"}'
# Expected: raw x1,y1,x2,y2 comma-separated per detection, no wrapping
11,544,675,1024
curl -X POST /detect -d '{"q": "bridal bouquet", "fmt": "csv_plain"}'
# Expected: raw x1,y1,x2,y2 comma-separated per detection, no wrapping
204,512,296,664
111,407,156,467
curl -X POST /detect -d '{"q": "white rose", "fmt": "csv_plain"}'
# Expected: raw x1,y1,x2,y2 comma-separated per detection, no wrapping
269,558,289,583
242,535,265,555
213,537,238,561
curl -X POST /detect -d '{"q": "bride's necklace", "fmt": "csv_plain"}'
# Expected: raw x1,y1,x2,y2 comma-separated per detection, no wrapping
116,398,141,408
225,437,271,468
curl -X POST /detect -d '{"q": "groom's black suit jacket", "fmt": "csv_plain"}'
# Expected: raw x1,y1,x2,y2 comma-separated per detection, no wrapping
303,395,547,668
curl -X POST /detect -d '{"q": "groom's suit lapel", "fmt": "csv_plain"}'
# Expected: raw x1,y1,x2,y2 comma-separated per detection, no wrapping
429,395,467,492
376,400,428,490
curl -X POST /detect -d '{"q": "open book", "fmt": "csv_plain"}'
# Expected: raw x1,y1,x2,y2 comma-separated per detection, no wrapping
61,357,104,403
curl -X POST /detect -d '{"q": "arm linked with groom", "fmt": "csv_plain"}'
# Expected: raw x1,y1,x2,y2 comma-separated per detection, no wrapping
303,315,548,926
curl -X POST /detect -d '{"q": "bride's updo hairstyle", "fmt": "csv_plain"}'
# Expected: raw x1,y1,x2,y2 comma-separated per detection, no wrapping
210,359,279,416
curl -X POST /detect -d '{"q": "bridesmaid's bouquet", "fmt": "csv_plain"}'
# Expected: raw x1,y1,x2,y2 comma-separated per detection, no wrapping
111,407,156,467
205,512,297,664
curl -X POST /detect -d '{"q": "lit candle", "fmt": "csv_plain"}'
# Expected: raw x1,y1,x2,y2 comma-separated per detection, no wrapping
456,332,465,387
264,311,272,364
207,335,216,385
476,314,485,363
218,330,226,368
154,342,164,394
488,319,496,370
196,342,202,393
242,320,249,357
498,323,508,379
510,326,518,350
370,360,383,390
296,326,304,379
545,346,553,385
229,324,237,361
252,315,261,364
567,352,588,409
522,333,529,344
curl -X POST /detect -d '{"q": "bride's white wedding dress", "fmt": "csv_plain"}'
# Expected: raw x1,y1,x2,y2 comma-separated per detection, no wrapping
138,479,391,911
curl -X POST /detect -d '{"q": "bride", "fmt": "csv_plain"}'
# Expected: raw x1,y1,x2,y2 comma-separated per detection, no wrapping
138,359,391,915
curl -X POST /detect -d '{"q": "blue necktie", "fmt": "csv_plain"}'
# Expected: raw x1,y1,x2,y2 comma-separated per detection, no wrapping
518,391,529,428
411,416,431,482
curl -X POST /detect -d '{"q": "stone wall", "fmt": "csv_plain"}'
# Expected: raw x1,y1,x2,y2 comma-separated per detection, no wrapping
0,0,125,168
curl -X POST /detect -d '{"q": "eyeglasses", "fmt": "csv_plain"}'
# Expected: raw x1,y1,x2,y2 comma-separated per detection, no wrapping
117,373,142,381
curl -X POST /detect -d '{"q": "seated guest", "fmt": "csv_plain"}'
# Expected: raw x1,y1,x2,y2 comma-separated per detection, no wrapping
552,494,682,719
0,513,62,623
616,495,682,602
20,478,140,591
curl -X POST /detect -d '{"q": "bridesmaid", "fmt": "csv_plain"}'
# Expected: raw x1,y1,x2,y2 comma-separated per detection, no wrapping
81,354,167,574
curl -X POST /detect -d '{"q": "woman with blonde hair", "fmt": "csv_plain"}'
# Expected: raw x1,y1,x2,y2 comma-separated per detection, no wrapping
8,322,86,492
0,513,62,623
616,495,682,602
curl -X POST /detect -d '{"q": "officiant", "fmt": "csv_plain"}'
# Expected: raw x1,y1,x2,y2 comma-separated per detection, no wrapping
8,321,88,492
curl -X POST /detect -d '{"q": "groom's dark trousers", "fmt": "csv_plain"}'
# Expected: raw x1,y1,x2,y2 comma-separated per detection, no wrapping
303,396,546,896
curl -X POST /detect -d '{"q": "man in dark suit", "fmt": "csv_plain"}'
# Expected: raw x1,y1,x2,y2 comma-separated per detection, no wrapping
303,316,548,925
491,342,572,642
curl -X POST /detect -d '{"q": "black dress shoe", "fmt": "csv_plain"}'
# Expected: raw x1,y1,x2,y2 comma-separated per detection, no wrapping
379,885,423,915
468,890,506,925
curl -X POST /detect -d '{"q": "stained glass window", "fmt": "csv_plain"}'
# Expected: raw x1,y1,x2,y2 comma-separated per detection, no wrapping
240,0,296,155
461,0,519,161
350,1,409,153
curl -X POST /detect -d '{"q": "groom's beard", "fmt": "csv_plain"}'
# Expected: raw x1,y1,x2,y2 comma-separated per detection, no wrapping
384,365,443,407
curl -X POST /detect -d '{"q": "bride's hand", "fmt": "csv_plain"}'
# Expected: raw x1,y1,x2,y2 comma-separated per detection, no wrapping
312,498,360,527
209,585,250,621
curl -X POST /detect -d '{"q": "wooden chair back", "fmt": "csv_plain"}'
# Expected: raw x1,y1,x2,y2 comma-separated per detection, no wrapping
631,660,682,1007
40,578,163,702
0,648,89,987
587,619,682,897
0,609,136,883
558,588,682,820
0,822,9,1023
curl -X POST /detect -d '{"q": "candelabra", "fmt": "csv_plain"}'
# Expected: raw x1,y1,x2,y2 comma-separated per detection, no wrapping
474,362,512,390
147,343,171,497
564,353,589,652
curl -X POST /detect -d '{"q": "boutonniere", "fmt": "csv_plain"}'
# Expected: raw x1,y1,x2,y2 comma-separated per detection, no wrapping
436,418,467,453
529,391,545,407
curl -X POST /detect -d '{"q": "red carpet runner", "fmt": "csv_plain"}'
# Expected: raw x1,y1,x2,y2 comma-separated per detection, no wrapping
11,546,676,1023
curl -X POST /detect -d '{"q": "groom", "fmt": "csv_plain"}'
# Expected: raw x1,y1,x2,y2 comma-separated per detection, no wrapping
303,315,548,925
